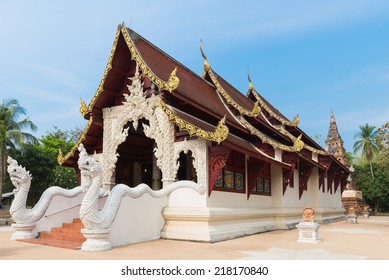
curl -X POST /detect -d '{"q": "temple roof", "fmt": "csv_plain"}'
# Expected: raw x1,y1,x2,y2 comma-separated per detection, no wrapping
59,23,349,176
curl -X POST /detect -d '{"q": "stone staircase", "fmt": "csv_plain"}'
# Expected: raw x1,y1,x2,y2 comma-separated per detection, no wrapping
18,218,86,250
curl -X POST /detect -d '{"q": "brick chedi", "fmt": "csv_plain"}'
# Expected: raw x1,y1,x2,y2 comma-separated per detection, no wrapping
325,111,348,166
325,111,366,215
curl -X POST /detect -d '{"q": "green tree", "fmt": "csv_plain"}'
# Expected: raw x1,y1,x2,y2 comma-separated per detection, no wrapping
4,126,80,206
40,126,80,189
353,123,378,178
375,122,389,167
0,98,38,201
7,144,56,206
354,162,389,212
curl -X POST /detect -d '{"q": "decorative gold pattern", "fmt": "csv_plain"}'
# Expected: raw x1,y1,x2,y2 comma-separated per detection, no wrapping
277,125,328,155
158,99,229,144
58,117,94,165
79,98,91,117
247,73,299,127
239,116,304,152
200,42,260,117
85,27,121,115
121,24,179,93
162,67,180,92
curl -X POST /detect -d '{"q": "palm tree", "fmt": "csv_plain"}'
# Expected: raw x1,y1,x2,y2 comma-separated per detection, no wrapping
353,123,378,178
0,98,38,201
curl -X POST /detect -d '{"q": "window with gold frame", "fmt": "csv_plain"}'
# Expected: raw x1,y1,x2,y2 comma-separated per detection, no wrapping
212,150,245,193
250,162,271,196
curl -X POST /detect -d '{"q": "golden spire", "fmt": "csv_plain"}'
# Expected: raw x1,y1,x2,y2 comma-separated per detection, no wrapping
247,68,254,92
200,41,260,118
200,40,210,72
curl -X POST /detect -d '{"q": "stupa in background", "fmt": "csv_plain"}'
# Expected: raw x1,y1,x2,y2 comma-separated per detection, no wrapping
325,111,366,216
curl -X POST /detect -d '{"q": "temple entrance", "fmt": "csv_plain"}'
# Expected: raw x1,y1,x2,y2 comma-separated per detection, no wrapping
177,151,197,182
115,119,161,188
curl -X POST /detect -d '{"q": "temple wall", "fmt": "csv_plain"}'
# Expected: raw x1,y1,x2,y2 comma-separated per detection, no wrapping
315,179,345,222
162,162,345,242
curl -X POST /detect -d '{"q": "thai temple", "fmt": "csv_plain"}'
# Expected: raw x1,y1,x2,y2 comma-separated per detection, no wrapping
7,23,350,251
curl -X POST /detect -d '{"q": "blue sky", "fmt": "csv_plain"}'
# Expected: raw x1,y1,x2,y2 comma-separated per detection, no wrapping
1,0,389,153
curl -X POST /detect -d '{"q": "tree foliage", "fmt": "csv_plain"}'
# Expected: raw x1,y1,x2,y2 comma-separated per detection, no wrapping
353,122,389,212
353,123,378,178
0,98,38,200
354,162,389,212
375,122,389,167
4,126,80,206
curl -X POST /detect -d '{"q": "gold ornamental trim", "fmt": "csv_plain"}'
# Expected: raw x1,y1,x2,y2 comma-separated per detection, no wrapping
200,41,260,118
81,27,121,118
58,117,94,165
246,75,326,155
277,125,328,155
79,98,91,117
158,99,229,144
240,116,304,152
121,24,179,93
247,72,299,127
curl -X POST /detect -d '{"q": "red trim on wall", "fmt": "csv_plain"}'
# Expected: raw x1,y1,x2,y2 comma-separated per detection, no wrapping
299,165,313,200
247,159,266,200
208,145,231,196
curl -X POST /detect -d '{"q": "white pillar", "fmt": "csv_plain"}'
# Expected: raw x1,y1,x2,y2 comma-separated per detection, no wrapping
152,152,162,190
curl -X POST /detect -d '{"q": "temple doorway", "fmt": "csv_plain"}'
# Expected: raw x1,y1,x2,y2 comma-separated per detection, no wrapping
115,119,161,189
176,151,197,182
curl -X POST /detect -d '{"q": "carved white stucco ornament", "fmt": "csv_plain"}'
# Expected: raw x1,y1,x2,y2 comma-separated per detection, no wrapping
101,63,176,192
6,157,85,240
77,144,205,251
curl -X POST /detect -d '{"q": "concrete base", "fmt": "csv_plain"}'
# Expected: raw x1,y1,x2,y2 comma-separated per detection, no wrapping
81,228,112,251
347,214,358,224
162,207,341,242
11,223,36,240
296,222,320,243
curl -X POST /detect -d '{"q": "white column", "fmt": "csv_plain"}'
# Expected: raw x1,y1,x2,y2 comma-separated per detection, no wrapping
152,152,162,190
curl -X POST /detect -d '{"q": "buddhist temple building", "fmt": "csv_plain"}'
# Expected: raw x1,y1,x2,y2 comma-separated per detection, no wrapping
57,23,350,242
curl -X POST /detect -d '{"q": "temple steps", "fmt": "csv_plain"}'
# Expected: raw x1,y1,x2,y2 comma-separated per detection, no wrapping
18,218,86,250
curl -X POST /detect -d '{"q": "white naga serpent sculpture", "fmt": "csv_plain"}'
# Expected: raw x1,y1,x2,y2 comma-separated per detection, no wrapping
7,157,85,226
77,144,205,230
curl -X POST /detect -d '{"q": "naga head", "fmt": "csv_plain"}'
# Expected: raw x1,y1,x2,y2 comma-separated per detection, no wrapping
77,144,101,178
7,157,32,193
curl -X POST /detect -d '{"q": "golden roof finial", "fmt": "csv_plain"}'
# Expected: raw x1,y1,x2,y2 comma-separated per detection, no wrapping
291,114,300,127
79,98,91,117
293,134,304,151
214,115,229,144
200,40,210,72
247,68,254,91
161,67,180,92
